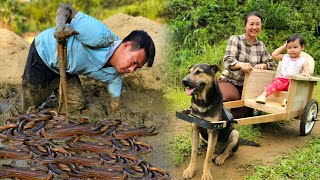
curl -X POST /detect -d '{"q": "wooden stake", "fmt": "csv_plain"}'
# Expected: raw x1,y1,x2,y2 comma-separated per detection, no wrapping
57,41,68,121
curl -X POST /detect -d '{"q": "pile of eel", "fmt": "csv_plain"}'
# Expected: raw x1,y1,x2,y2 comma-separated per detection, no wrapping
0,112,170,180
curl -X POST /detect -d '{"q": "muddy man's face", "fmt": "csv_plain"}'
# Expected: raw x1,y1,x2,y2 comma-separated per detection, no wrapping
113,41,146,74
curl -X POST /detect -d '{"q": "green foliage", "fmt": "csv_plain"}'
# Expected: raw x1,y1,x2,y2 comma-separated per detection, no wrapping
0,0,19,25
166,0,243,50
100,0,144,9
247,137,320,179
165,39,227,87
99,0,165,21
245,0,293,30
312,83,320,101
1,0,94,33
21,1,60,32
0,0,166,34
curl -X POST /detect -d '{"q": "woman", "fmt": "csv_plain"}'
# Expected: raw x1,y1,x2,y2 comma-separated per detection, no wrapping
219,11,276,118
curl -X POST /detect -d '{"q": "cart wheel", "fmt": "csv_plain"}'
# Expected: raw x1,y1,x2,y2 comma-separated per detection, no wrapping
300,99,318,136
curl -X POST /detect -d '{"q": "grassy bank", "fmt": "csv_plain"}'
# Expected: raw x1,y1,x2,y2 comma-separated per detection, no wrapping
248,136,320,179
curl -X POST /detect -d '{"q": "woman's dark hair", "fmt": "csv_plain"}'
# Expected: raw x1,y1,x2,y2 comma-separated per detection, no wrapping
245,11,262,25
122,30,155,67
287,33,305,46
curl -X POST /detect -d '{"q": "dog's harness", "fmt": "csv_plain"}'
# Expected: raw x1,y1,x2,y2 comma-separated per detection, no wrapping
222,106,234,126
217,107,235,142
175,107,235,131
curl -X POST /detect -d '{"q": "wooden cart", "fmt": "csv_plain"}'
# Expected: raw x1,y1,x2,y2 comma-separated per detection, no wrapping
224,52,320,135
176,52,319,135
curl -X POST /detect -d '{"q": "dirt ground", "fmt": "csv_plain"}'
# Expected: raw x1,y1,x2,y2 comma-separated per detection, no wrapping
1,14,320,179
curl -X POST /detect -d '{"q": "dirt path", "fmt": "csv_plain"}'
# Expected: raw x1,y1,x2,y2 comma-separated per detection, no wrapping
160,117,320,179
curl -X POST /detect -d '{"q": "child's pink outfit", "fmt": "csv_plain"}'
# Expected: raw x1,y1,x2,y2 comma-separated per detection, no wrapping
265,54,306,95
265,77,290,95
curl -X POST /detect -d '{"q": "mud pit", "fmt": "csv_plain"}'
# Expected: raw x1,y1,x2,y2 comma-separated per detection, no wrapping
1,13,320,179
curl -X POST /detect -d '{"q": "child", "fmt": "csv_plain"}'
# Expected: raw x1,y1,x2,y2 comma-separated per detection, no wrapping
256,34,311,104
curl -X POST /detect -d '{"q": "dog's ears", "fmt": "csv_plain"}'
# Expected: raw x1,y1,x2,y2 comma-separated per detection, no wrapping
188,64,194,70
210,64,221,74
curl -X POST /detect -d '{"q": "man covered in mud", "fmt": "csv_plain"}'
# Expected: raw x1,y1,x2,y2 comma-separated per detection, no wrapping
18,3,155,116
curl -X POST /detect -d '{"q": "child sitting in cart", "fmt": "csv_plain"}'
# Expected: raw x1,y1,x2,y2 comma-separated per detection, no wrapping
256,34,311,105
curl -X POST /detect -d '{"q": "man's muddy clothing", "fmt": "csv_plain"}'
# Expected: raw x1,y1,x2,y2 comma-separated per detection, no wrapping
22,12,124,113
22,40,85,113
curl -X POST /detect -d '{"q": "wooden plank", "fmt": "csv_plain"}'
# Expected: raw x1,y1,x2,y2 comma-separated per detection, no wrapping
307,81,316,100
289,75,320,82
267,91,288,103
244,99,286,114
286,79,296,113
242,69,275,100
235,113,287,125
241,71,251,100
290,100,308,112
223,100,244,109
286,109,303,119
287,80,311,116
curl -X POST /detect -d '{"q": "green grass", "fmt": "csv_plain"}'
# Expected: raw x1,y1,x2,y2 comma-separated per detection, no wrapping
163,88,191,113
162,88,192,165
247,137,320,179
236,125,261,142
168,131,192,165
312,83,320,101
168,129,208,165
98,0,166,21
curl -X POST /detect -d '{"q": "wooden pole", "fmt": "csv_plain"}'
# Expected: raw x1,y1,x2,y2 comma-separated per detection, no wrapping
57,40,68,121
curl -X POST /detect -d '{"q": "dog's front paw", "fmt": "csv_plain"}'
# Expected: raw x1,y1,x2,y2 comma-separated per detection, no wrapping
201,170,213,180
214,154,227,165
183,167,195,179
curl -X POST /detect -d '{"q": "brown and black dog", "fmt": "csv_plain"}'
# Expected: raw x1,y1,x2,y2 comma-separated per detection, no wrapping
182,64,240,180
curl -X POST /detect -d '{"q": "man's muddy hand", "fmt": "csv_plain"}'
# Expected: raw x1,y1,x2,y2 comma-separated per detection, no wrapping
54,26,79,43
110,97,120,116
